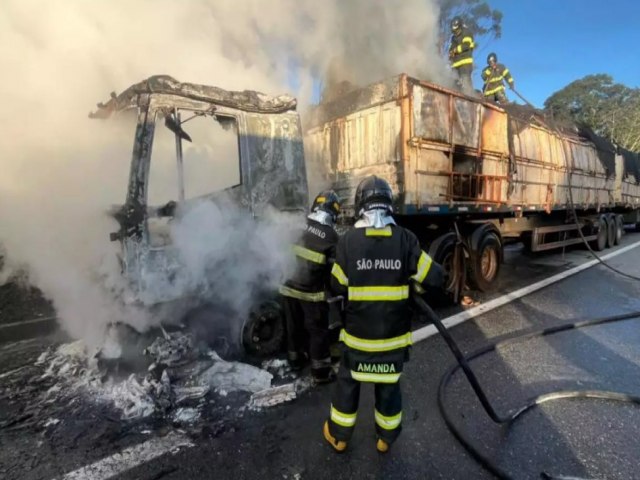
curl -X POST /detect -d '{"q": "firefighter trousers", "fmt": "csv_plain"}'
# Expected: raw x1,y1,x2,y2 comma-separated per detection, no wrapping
454,64,473,95
485,88,508,104
327,360,402,444
283,296,331,374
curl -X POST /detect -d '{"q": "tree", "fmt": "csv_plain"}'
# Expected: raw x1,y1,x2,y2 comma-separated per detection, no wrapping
544,74,640,151
438,0,503,56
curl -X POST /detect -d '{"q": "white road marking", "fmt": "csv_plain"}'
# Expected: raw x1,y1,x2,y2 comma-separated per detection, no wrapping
0,365,29,379
412,240,640,343
0,316,57,330
60,431,193,480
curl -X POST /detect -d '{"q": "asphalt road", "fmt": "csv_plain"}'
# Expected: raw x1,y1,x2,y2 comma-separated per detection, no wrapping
2,234,640,480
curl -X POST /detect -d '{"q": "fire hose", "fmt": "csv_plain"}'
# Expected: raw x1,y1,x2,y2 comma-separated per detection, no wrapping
412,291,640,479
414,90,640,476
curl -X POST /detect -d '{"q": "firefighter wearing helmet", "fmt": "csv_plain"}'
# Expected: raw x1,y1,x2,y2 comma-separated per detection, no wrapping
323,175,444,453
482,52,514,104
448,16,475,94
280,190,341,383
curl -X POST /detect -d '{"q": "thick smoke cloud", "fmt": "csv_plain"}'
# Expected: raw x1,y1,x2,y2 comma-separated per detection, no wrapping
0,0,444,345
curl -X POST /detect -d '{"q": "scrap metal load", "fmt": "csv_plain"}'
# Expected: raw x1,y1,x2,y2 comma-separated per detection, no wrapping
304,74,640,217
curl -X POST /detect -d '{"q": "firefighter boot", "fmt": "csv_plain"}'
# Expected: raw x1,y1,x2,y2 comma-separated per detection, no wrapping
323,421,347,453
376,437,390,454
312,366,336,384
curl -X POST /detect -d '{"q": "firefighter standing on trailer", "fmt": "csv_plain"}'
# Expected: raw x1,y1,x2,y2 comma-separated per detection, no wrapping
280,191,341,383
448,16,475,94
481,52,514,104
323,176,444,453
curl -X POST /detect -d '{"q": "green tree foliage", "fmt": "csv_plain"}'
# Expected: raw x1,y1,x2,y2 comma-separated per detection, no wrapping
438,0,503,55
544,74,640,151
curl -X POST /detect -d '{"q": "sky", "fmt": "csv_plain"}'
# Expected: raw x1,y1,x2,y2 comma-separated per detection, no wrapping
478,0,640,108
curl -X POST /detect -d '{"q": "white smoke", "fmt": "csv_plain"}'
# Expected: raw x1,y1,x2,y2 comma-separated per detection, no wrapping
0,0,445,345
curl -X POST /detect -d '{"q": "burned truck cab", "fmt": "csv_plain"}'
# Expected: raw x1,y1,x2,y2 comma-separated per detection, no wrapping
91,75,308,356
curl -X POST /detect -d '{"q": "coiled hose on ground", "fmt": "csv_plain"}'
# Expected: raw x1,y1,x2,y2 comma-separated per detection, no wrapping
414,294,640,479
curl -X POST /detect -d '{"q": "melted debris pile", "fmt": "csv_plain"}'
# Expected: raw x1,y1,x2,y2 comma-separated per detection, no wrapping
35,329,308,424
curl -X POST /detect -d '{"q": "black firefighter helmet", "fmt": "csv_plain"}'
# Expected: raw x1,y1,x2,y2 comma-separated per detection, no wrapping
355,175,393,214
311,190,341,220
487,52,498,65
451,16,463,35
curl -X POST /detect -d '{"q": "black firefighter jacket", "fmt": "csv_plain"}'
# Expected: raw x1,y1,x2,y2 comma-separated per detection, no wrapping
330,224,444,380
281,219,339,302
449,27,475,69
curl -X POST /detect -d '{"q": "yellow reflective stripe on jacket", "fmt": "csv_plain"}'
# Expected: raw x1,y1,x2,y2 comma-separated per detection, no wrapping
331,263,349,286
410,251,433,284
330,405,357,427
279,285,326,302
374,410,402,429
348,285,409,301
452,57,473,68
351,371,401,384
365,226,392,237
340,329,412,352
292,245,326,264
484,85,506,96
462,36,475,48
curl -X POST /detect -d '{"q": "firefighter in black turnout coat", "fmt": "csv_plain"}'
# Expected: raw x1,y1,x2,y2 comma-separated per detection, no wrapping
280,191,341,383
323,176,444,453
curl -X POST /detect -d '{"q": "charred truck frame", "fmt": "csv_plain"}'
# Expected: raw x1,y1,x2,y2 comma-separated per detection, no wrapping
304,74,640,300
91,75,308,356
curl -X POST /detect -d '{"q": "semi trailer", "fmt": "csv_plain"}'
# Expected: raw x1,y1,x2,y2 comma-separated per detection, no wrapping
304,74,640,300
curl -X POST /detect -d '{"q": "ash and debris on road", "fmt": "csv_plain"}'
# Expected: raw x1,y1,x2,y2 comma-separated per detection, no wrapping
31,328,311,425
0,325,317,466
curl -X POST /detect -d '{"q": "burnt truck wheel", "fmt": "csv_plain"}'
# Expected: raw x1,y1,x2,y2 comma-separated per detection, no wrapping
614,215,623,245
241,300,285,357
183,304,242,359
590,217,608,251
606,215,616,249
468,232,501,292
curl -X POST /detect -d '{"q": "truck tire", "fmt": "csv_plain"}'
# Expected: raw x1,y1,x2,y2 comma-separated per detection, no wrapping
426,233,459,304
468,231,501,292
606,215,616,249
614,215,623,245
590,217,608,251
183,304,242,359
241,300,285,357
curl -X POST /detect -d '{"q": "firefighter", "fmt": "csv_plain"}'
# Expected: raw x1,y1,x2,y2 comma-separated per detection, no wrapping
280,190,341,383
482,52,514,104
322,176,444,453
448,16,475,94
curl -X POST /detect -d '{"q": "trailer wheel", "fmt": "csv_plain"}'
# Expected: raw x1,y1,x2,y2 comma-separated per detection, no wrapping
427,233,460,304
241,300,285,357
590,217,608,252
606,215,616,249
468,232,501,292
614,215,623,245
